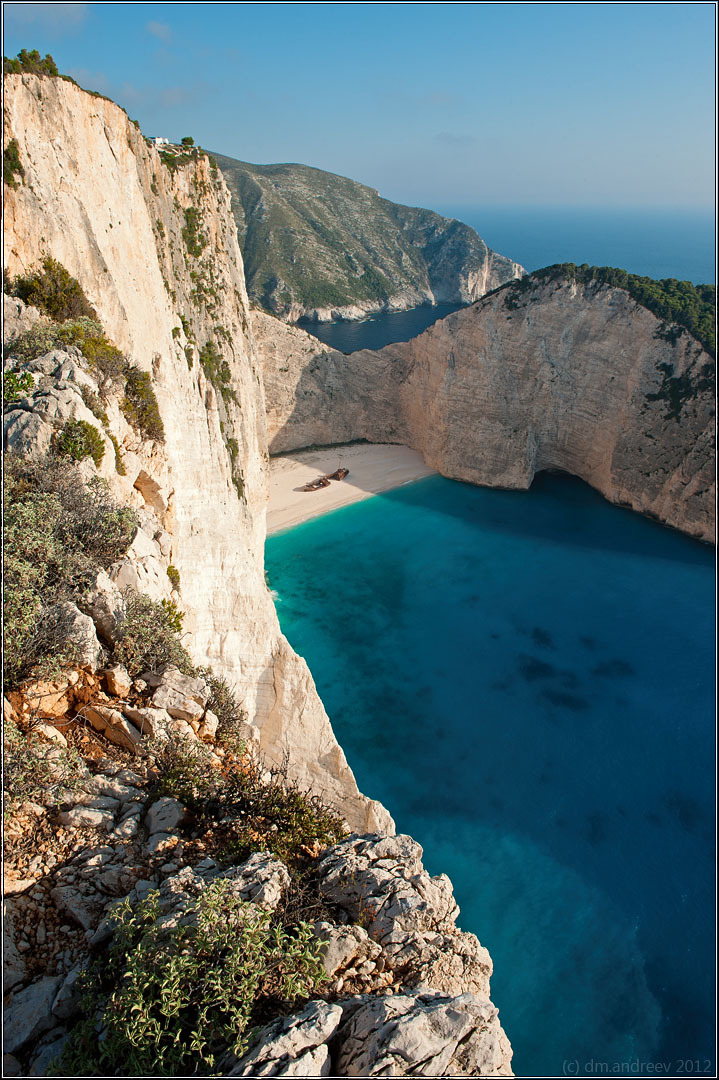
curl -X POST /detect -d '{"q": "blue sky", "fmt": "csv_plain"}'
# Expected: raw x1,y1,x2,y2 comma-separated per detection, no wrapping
3,2,715,210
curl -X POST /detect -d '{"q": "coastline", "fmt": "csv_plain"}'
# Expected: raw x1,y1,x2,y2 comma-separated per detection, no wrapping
267,443,436,534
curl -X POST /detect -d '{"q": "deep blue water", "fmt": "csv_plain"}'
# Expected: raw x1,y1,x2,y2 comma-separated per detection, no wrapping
297,301,463,353
436,204,716,285
298,205,714,353
265,473,716,1078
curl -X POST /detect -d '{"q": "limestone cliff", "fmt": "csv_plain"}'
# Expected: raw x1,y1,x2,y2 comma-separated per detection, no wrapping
2,72,390,833
212,153,524,321
256,276,714,542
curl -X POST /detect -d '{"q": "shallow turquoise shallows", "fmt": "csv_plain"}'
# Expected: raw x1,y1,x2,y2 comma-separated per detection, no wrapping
265,473,715,1077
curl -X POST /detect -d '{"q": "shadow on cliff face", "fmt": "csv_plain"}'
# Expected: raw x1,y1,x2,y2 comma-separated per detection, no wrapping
372,469,713,565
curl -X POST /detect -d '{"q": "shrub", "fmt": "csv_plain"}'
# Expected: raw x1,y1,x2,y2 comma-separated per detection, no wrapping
149,736,218,807
201,756,346,869
199,340,237,403
79,386,109,426
55,419,105,468
195,666,246,751
3,137,24,188
108,433,126,475
121,365,165,441
112,592,194,677
6,318,125,383
182,206,207,257
3,719,84,811
54,880,327,1077
166,564,181,590
10,257,97,322
3,368,34,402
3,456,136,686
181,136,195,148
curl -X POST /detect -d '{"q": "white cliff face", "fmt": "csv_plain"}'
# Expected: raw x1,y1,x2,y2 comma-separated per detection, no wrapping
256,280,714,542
3,73,391,834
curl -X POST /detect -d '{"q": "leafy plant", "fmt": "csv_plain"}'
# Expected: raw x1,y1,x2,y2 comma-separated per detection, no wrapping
10,257,97,322
55,419,105,468
3,137,24,188
54,880,327,1077
6,317,125,382
166,564,181,590
199,341,236,403
3,455,136,686
194,666,246,751
112,592,193,677
121,365,165,441
182,206,207,258
3,368,34,402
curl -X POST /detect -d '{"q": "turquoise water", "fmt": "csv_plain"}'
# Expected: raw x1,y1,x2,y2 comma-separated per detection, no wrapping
265,473,716,1077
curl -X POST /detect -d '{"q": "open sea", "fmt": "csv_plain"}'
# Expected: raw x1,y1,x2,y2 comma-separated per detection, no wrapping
266,473,716,1077
300,205,715,353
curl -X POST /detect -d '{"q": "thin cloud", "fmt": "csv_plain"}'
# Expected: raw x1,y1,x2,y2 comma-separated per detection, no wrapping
4,2,87,33
147,20,172,42
66,67,111,94
434,132,479,147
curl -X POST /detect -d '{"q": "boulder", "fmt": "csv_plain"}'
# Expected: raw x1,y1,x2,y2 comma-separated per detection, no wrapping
122,705,171,739
51,885,105,931
146,796,185,834
23,675,75,720
45,601,104,671
52,962,86,1021
199,708,219,739
57,806,114,829
333,991,513,1077
144,665,209,722
79,570,125,643
219,853,290,911
3,899,26,991
3,975,62,1054
312,920,381,977
102,664,132,697
83,704,142,751
224,1000,343,1077
3,293,44,345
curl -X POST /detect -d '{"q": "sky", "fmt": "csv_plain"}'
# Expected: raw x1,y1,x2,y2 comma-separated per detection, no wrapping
3,2,715,211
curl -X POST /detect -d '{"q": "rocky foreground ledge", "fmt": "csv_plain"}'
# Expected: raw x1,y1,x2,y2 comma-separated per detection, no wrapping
4,665,512,1077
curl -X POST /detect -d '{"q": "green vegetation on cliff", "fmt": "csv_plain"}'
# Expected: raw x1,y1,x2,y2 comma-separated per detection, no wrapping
211,153,521,317
499,263,715,356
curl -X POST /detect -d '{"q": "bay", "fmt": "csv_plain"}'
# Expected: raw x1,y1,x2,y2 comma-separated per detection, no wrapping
266,472,715,1077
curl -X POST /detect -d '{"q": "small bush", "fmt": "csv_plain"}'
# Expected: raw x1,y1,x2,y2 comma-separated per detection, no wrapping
11,256,97,322
121,365,165,442
55,419,105,468
3,137,24,188
3,719,84,811
108,433,126,475
201,756,346,870
150,736,218,807
3,456,136,686
195,666,246,751
199,340,237,403
54,880,327,1077
166,564,181,590
182,206,207,258
79,386,109,426
6,317,125,383
112,592,193,677
3,368,34,402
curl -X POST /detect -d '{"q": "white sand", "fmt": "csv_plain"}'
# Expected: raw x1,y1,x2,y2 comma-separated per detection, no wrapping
267,443,436,534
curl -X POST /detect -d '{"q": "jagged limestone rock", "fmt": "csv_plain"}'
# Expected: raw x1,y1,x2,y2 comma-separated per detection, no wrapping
333,991,513,1077
223,999,343,1077
3,976,63,1054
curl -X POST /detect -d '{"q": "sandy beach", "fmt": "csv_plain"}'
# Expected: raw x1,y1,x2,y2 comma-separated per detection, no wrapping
267,443,436,534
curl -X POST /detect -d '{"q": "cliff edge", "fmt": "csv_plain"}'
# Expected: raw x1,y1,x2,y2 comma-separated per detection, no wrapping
257,273,715,542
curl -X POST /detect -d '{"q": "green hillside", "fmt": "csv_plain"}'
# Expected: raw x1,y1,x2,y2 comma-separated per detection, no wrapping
211,154,522,318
